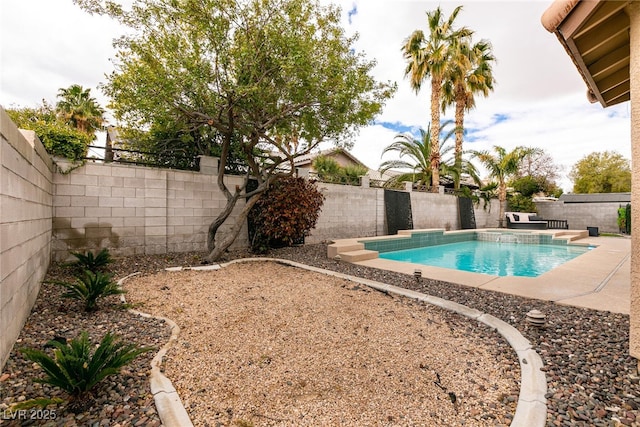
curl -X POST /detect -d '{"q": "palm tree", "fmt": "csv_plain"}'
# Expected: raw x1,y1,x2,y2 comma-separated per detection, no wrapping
56,85,105,138
441,145,482,191
402,6,471,193
471,145,541,227
380,121,478,190
442,39,496,189
380,126,438,188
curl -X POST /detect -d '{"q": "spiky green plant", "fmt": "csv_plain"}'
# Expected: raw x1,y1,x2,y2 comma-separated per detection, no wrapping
57,270,124,312
21,332,152,413
72,248,112,273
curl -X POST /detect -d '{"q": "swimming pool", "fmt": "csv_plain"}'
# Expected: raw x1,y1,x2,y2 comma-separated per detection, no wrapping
378,240,592,277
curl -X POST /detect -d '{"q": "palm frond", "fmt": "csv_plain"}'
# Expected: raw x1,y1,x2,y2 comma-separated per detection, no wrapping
21,332,153,404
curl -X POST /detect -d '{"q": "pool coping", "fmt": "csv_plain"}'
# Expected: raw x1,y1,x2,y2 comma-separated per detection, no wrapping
330,229,631,315
122,258,549,427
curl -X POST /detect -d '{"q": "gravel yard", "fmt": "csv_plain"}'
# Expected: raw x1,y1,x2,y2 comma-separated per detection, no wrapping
1,242,638,426
122,262,519,426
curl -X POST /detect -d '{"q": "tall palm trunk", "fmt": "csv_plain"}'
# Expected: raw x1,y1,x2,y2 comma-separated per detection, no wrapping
498,179,507,228
430,77,442,193
453,83,466,190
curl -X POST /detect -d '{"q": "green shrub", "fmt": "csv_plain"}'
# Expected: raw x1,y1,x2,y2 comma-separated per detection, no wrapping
507,193,536,213
6,106,91,161
312,155,342,182
617,206,627,232
20,332,152,413
312,155,368,185
249,177,325,252
56,270,124,312
341,164,368,185
72,248,112,273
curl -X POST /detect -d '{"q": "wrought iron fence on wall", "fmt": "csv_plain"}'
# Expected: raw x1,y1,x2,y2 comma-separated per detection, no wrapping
86,145,201,171
307,171,362,186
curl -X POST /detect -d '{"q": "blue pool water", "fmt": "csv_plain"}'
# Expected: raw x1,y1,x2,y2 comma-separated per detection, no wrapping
379,240,592,277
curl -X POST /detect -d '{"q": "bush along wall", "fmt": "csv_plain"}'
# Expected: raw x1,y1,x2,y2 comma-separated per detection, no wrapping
248,176,325,253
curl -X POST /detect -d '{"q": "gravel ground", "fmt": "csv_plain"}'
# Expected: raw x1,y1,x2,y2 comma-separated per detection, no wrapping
267,244,639,427
1,242,638,426
0,263,170,427
123,263,519,426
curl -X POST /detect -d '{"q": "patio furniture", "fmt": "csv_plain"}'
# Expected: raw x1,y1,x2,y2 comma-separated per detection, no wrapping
505,212,548,230
506,212,570,230
547,219,569,230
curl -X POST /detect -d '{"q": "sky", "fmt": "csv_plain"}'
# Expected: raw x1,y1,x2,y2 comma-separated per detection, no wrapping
0,0,632,192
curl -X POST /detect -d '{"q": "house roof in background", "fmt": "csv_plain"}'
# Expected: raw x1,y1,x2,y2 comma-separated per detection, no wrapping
293,148,399,181
559,192,631,203
541,1,631,107
293,148,368,168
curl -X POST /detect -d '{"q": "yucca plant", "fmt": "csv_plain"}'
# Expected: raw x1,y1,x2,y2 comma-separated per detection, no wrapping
21,332,153,413
57,270,125,312
72,248,112,273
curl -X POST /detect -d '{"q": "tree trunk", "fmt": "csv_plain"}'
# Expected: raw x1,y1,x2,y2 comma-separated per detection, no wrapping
206,191,241,252
430,78,442,193
498,180,507,228
454,85,466,190
206,191,264,262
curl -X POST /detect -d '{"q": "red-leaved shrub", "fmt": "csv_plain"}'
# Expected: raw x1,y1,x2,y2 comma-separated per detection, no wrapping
249,177,325,252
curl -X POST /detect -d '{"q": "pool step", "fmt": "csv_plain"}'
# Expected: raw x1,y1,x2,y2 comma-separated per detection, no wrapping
553,230,589,242
339,249,379,262
327,241,365,258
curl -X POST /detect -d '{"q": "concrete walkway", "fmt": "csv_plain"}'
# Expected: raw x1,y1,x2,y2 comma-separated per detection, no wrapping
353,235,631,314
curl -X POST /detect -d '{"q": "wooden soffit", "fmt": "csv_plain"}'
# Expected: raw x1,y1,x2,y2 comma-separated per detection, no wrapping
542,0,631,107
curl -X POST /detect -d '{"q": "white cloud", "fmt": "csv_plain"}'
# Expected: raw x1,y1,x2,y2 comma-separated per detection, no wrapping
1,0,632,192
1,0,118,111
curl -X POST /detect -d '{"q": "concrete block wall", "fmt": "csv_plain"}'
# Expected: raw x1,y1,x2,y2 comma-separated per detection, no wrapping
308,183,501,242
411,192,458,230
410,191,500,231
308,183,383,243
536,200,623,234
52,160,247,261
1,107,54,369
474,199,501,228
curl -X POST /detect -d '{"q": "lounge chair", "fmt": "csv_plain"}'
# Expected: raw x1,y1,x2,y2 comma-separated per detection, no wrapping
505,212,548,230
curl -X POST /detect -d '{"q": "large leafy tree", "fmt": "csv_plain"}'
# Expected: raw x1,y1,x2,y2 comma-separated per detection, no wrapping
569,151,631,193
514,150,564,197
471,145,541,227
402,5,471,192
56,84,105,138
75,0,395,261
442,38,496,189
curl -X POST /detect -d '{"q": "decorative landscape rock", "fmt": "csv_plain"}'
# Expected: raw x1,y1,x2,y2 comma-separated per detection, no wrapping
1,243,638,426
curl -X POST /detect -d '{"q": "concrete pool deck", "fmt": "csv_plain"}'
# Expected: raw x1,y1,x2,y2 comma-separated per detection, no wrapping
333,233,631,315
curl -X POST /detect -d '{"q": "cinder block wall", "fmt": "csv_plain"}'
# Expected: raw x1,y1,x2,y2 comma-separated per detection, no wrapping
308,183,383,243
308,184,500,241
474,199,501,228
0,107,54,369
52,160,247,261
411,192,458,230
411,191,500,230
536,201,623,233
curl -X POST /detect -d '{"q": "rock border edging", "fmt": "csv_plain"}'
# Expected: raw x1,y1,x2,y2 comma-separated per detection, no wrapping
119,258,548,427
